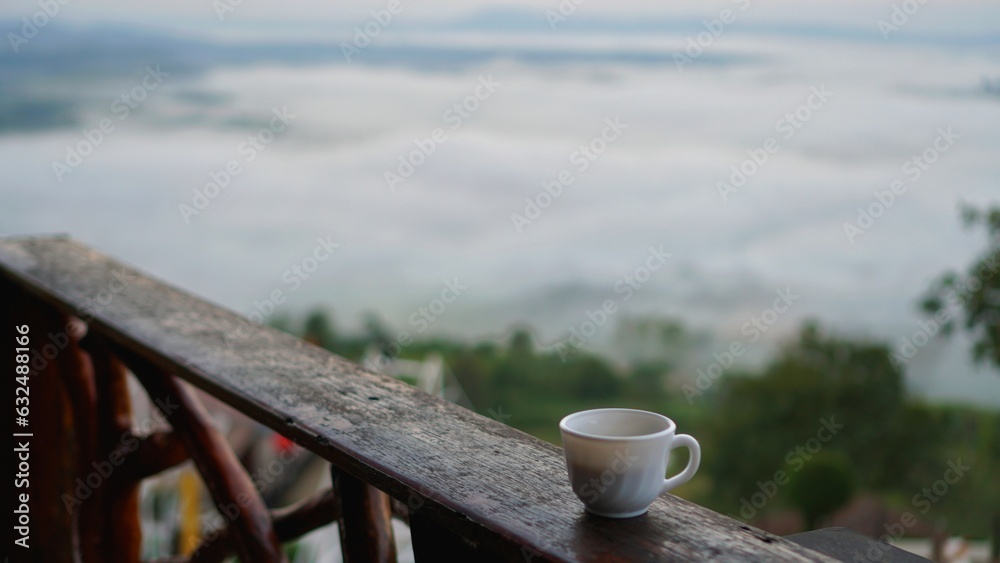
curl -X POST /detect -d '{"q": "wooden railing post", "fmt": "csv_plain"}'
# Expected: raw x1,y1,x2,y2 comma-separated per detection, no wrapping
991,511,999,563
53,314,104,563
7,284,77,563
84,335,142,562
1,238,839,562
118,349,287,563
409,512,497,563
192,488,344,562
333,467,397,563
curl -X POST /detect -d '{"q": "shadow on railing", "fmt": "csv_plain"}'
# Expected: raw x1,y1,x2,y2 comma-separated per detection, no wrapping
2,236,835,562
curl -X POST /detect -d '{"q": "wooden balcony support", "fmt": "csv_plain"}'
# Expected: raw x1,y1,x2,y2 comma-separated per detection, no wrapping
334,468,397,563
124,430,189,481
54,315,103,563
85,334,142,562
191,488,344,563
0,237,837,562
115,347,286,563
6,282,77,563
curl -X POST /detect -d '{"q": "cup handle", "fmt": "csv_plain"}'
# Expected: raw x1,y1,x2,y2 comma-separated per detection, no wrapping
661,434,701,494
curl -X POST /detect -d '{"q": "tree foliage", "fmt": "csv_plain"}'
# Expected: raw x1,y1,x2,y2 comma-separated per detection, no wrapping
303,309,337,349
707,323,943,505
283,307,994,536
922,204,1000,370
788,452,854,530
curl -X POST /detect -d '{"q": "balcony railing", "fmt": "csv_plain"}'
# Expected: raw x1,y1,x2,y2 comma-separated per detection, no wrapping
2,236,838,562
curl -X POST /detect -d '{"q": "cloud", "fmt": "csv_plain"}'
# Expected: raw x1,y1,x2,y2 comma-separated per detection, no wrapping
2,16,998,405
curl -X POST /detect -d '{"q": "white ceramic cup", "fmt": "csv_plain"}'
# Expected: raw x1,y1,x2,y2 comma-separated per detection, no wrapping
559,408,701,518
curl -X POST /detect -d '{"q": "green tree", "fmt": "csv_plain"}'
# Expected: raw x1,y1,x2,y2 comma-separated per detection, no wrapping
509,328,534,359
268,313,293,333
707,323,942,510
628,361,669,399
614,317,689,365
491,358,528,402
571,356,620,399
303,309,337,350
450,351,490,408
788,452,854,530
922,204,1000,370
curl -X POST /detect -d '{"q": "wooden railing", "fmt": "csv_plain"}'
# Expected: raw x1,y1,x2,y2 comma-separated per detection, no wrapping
2,236,835,562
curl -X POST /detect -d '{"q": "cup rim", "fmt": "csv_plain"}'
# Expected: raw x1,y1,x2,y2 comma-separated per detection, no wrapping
559,408,675,442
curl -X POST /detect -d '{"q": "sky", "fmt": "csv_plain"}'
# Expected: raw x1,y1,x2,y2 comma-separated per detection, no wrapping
2,0,999,406
3,0,999,36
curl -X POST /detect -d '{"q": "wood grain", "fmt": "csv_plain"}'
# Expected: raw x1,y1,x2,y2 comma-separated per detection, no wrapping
55,314,101,563
7,284,77,563
85,335,142,562
124,430,189,481
191,488,341,563
118,348,286,563
0,237,834,562
335,469,397,563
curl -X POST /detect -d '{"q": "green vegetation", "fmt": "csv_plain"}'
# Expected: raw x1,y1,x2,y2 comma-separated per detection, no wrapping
788,452,854,530
270,205,999,538
278,311,998,538
923,204,1000,369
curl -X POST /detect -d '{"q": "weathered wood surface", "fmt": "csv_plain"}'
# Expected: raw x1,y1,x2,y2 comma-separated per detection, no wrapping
124,430,189,481
119,349,286,563
335,469,397,563
410,511,505,563
55,313,103,563
0,237,833,562
7,283,77,563
786,528,930,562
191,488,343,563
85,335,142,562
